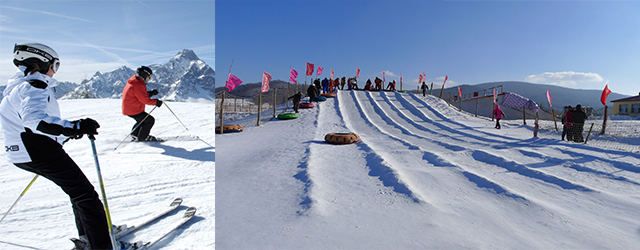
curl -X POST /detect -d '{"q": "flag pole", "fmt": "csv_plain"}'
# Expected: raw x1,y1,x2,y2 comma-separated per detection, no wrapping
219,58,234,134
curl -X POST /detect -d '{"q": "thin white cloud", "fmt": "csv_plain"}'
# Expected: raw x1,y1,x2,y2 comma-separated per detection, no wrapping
2,6,94,23
525,71,604,87
382,71,399,77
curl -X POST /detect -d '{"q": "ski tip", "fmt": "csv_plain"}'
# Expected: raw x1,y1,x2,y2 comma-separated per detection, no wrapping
171,198,183,206
185,207,197,218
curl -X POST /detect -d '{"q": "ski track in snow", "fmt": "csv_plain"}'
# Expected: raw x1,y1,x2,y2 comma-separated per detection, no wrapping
0,99,214,250
217,90,640,249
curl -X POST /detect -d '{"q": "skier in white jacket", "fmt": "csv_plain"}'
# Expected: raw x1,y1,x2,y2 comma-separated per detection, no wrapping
0,43,111,249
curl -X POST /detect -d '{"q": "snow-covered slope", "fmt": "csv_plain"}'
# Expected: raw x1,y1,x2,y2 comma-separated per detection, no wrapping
217,90,640,249
0,99,214,249
63,49,215,101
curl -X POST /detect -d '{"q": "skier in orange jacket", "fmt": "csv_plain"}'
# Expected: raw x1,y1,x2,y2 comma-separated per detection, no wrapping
122,66,163,141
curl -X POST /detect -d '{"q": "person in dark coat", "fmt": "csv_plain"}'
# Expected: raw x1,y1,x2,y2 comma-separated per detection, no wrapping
288,91,303,113
364,79,373,90
421,82,428,96
374,77,382,90
571,104,587,142
387,80,396,91
341,77,346,90
307,84,319,102
313,78,321,91
321,77,330,94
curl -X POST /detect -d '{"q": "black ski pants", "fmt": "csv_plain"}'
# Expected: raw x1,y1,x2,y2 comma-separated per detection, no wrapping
129,111,155,140
15,143,111,249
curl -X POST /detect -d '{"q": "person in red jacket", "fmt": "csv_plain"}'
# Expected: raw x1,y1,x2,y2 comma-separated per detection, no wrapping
122,66,163,141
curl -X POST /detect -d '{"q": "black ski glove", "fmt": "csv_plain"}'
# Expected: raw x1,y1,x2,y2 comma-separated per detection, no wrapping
155,100,163,107
148,89,159,97
79,118,100,136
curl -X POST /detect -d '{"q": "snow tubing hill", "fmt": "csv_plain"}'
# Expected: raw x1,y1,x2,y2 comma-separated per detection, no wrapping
321,93,336,98
324,133,361,145
278,112,298,120
316,96,327,102
300,102,314,108
216,124,244,134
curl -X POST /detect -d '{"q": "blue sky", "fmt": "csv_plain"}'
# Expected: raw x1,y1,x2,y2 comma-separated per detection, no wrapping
217,0,640,96
0,0,215,84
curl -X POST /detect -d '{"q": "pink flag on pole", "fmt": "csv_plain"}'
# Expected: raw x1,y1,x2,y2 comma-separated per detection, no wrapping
493,88,496,104
383,72,385,82
444,75,448,85
356,68,360,78
458,86,462,98
261,72,272,92
226,73,242,92
601,85,612,106
546,90,553,107
306,62,314,76
331,69,334,79
419,74,423,84
317,66,323,75
290,68,298,83
423,72,426,81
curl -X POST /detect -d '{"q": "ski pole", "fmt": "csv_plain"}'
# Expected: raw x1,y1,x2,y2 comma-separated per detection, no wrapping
0,175,39,224
88,134,118,248
162,102,189,131
114,106,157,150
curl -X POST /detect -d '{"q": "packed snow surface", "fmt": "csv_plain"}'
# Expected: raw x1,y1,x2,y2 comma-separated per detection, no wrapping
0,99,214,249
217,90,640,249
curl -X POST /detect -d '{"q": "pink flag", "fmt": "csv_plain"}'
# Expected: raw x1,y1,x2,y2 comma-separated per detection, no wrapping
400,76,402,83
261,72,272,92
225,73,242,92
383,72,385,82
356,68,360,78
290,68,298,83
423,72,426,81
306,62,314,76
601,85,612,106
331,69,334,79
444,75,448,85
317,66,323,75
419,74,423,84
493,88,496,104
546,90,552,107
458,86,462,98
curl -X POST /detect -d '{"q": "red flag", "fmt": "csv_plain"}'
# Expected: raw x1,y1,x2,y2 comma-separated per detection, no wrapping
356,68,360,78
546,90,552,107
383,72,385,82
306,62,314,76
331,69,334,79
493,89,496,104
601,84,611,106
261,72,272,92
444,75,448,85
317,66,323,75
423,72,426,81
458,86,462,98
225,73,242,92
419,74,423,84
290,68,298,83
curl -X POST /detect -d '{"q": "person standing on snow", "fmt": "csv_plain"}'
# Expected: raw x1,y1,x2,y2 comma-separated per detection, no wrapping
493,104,506,129
0,43,112,249
307,83,319,102
571,104,587,142
122,66,163,142
341,77,346,90
321,77,330,94
561,106,574,141
288,91,303,113
421,81,429,97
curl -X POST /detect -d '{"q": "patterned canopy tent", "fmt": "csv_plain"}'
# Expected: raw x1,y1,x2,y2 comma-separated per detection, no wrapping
501,92,539,113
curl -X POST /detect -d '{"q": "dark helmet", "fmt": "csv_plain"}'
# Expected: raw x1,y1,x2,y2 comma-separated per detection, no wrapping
13,43,60,74
137,66,153,79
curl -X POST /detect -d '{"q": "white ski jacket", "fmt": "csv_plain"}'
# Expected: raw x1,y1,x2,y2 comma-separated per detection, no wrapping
0,69,74,163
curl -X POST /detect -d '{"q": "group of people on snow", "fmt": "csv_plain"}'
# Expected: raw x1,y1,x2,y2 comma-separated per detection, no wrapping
0,43,166,249
561,104,587,142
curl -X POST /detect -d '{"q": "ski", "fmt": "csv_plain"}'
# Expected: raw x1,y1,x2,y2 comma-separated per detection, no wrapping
113,197,183,239
129,206,197,250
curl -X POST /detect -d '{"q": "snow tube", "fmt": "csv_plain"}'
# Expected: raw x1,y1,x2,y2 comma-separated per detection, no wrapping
324,133,361,145
277,112,298,120
315,96,327,102
397,90,406,93
300,102,314,109
215,124,244,134
321,93,336,98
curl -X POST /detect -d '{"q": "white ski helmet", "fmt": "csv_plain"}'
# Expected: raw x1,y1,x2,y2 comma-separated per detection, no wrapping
13,43,60,73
